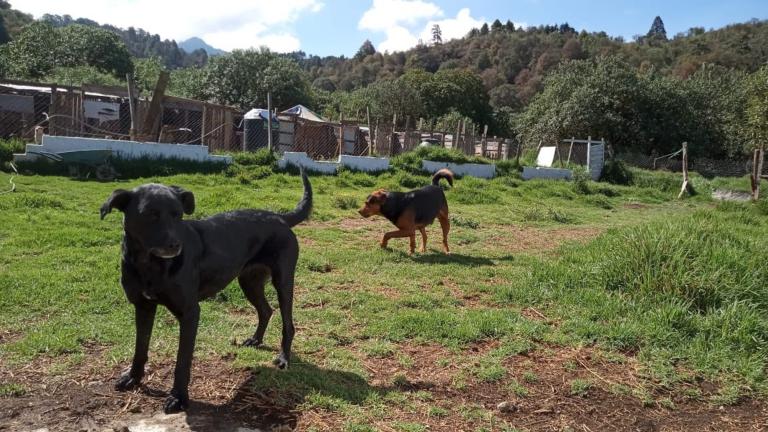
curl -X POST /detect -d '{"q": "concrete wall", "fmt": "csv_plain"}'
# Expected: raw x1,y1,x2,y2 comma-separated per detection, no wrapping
422,160,496,179
277,152,339,174
339,154,389,172
14,135,232,164
522,167,573,180
278,152,391,174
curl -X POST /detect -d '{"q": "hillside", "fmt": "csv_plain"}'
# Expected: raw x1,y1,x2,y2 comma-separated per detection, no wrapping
290,17,768,100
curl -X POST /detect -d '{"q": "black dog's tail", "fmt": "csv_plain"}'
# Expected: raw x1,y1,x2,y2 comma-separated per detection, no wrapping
432,168,454,187
281,168,313,227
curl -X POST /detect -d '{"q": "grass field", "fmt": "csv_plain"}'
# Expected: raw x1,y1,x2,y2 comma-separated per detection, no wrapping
0,156,767,431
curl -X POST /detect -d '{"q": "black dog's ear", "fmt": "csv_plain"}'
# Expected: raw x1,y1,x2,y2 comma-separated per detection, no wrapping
170,186,195,215
100,189,132,220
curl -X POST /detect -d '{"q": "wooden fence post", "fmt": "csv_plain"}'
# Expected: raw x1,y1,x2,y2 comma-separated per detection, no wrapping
366,106,372,156
752,145,765,200
141,71,169,141
338,113,344,157
678,142,690,199
126,74,139,141
566,137,575,164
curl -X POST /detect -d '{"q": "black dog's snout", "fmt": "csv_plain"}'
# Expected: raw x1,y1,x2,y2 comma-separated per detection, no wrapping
168,240,181,249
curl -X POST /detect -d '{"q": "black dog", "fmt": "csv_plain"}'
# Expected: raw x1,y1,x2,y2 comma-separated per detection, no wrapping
100,170,312,413
358,169,453,254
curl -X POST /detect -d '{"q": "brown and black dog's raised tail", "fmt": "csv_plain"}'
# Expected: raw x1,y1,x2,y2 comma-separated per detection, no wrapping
432,168,454,187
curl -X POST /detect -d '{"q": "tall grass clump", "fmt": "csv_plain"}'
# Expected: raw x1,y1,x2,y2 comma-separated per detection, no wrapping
0,138,25,166
505,209,768,393
391,146,489,174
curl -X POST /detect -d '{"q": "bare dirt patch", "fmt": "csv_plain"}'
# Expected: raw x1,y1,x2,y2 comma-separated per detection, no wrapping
490,225,603,254
2,342,766,431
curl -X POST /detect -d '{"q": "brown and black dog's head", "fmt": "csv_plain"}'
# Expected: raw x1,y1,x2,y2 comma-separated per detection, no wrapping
100,184,195,258
358,189,388,218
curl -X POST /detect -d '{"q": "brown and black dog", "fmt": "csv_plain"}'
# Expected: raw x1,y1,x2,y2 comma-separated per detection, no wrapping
358,169,454,254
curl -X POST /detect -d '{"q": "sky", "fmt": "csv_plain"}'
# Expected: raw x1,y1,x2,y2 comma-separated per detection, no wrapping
11,0,768,57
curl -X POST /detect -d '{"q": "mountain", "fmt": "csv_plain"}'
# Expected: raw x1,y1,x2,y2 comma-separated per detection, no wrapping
179,37,226,56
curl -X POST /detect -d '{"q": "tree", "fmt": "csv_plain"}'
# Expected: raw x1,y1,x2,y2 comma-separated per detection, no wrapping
168,67,207,99
476,51,492,70
354,39,376,60
517,57,646,151
504,20,515,32
646,16,668,42
431,24,442,45
58,25,134,77
312,76,336,92
489,83,520,110
0,14,9,44
746,66,768,150
479,23,489,35
2,21,58,78
44,65,123,87
134,57,165,94
491,19,503,33
203,48,311,110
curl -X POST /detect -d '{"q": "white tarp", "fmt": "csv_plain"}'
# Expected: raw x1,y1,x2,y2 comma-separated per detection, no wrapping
281,105,327,122
536,146,556,167
84,100,120,123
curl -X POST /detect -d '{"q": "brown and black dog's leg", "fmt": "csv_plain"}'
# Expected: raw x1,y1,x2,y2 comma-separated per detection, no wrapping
437,206,450,254
382,229,416,253
418,227,427,253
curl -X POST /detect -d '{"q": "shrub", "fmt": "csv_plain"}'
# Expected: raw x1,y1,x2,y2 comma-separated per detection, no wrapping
0,138,25,166
391,146,489,174
571,168,592,195
232,148,277,167
600,160,633,185
333,196,358,210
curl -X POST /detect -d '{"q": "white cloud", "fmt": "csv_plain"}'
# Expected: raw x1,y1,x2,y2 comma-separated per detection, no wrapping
11,0,323,52
359,1,488,53
359,0,442,32
417,8,485,44
378,26,420,53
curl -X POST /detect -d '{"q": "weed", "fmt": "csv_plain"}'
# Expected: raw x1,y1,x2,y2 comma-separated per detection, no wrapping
569,379,593,397
333,196,359,210
450,215,480,229
0,383,26,397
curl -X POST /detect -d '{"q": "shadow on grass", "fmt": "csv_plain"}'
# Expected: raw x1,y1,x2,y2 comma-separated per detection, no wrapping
408,252,514,266
180,356,393,431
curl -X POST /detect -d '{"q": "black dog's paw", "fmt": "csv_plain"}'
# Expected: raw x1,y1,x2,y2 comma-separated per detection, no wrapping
163,392,189,414
242,337,263,347
273,353,289,370
115,371,142,391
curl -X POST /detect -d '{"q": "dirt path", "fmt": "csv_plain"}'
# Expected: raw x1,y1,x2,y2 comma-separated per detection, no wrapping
2,342,766,432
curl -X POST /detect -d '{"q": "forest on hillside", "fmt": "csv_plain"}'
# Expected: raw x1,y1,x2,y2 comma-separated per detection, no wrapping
1,0,767,158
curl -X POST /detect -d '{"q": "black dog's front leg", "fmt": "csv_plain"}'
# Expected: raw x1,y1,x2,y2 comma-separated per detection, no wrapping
116,301,157,391
164,305,200,413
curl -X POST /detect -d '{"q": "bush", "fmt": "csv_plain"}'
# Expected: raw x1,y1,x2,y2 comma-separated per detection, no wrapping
232,149,277,167
495,159,520,177
600,160,633,185
391,146,489,174
0,138,25,166
333,196,358,210
571,169,592,195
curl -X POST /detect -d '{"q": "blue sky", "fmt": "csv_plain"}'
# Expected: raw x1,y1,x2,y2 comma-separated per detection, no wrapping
13,0,768,56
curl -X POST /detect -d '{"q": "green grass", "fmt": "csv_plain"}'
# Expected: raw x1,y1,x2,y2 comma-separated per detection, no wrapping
0,159,766,428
